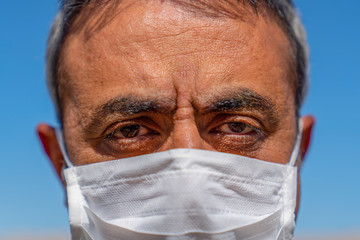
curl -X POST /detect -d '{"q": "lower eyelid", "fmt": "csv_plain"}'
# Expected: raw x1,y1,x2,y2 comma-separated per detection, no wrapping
210,130,265,149
101,134,163,155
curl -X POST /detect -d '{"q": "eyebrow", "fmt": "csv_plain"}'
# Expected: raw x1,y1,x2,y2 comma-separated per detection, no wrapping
100,96,175,115
201,89,279,128
85,89,279,135
85,95,176,134
203,89,273,112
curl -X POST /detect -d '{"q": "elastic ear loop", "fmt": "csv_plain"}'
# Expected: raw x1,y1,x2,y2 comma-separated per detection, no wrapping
275,120,303,240
55,128,74,168
288,120,303,167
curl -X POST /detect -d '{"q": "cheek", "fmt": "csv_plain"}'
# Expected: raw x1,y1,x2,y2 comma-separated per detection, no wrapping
263,124,297,164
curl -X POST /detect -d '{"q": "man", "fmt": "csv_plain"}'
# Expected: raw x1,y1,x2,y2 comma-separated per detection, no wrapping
37,0,314,239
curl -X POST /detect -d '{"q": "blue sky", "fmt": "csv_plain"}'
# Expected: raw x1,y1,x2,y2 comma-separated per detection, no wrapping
0,0,359,237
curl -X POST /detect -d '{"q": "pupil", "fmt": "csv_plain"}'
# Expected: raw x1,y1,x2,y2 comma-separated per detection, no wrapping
228,122,246,133
120,125,140,138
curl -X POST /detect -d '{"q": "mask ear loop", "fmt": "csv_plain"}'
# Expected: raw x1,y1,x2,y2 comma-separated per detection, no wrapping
55,128,74,168
288,120,303,167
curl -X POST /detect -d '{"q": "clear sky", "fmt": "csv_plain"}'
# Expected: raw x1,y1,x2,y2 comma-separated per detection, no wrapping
0,0,359,238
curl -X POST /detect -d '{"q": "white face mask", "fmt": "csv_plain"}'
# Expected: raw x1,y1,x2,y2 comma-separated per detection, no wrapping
56,124,302,240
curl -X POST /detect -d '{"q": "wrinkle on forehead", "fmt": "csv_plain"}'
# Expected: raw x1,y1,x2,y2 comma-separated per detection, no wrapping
58,0,295,125
60,0,289,71
67,0,259,40
57,0,297,120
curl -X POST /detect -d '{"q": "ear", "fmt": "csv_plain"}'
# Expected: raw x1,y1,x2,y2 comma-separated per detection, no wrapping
36,123,65,183
299,115,315,163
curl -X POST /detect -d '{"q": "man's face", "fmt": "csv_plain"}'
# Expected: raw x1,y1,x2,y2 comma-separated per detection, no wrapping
57,1,298,166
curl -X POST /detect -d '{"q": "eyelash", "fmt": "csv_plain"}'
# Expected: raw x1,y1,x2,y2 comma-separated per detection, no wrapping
212,112,261,127
104,116,262,140
213,120,255,131
104,121,158,141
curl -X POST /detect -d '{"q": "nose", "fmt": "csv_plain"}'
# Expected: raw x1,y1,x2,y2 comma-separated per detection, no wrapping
172,120,203,149
161,106,208,150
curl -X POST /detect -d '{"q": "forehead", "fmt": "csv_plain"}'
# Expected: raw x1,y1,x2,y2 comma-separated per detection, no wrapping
59,0,294,119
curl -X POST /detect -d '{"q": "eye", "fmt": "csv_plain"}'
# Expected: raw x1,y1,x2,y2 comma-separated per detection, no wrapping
210,122,254,134
108,124,151,139
205,115,266,153
98,117,164,157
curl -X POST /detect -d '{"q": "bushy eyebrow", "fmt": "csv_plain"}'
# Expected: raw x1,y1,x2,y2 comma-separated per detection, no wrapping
203,89,273,112
85,89,279,134
85,95,176,134
99,96,175,115
200,89,279,128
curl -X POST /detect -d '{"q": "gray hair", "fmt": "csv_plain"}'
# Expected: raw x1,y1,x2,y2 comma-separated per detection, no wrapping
46,0,309,120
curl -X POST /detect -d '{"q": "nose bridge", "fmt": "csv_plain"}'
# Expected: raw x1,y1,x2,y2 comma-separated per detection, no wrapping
168,60,205,149
170,106,204,149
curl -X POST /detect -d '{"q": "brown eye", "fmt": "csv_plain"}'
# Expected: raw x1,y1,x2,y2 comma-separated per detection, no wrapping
228,122,247,133
101,118,163,157
120,125,140,138
105,119,161,142
113,125,142,138
210,122,253,134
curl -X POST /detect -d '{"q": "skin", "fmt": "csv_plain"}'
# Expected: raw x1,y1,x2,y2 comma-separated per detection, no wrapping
37,0,314,214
